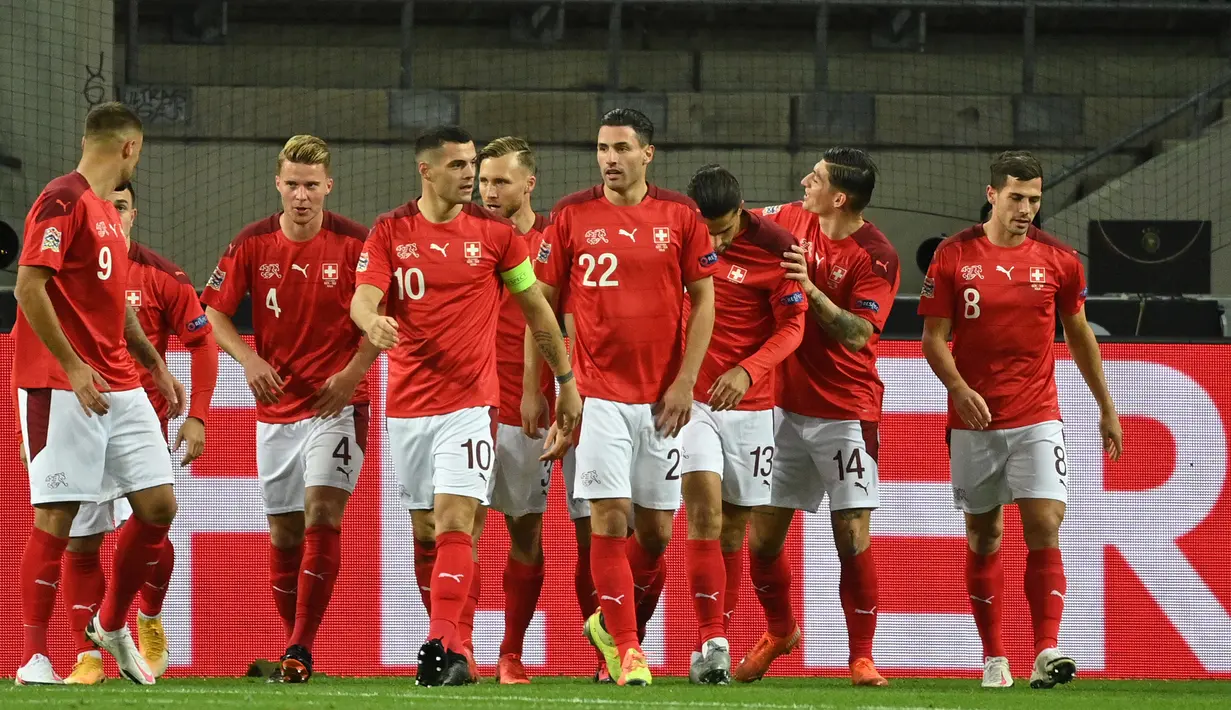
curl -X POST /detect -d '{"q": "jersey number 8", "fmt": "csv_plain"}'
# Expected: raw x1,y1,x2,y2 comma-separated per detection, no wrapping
962,287,981,319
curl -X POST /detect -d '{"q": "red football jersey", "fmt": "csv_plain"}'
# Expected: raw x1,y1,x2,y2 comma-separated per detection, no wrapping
689,212,806,411
201,212,369,424
758,203,900,422
537,185,718,404
13,171,140,391
918,224,1086,430
127,242,217,424
358,201,530,419
495,213,556,427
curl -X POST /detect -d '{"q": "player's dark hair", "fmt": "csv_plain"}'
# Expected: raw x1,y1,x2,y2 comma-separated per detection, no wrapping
989,150,1043,189
822,147,877,213
116,181,136,204
84,102,143,141
687,164,742,219
599,108,654,147
415,125,474,158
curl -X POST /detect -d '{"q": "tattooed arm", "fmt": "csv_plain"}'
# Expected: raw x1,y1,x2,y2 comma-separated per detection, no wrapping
781,246,873,352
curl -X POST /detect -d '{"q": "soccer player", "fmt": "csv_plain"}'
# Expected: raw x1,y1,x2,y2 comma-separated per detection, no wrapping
350,125,578,688
677,165,806,685
531,108,717,686
59,181,218,685
14,102,183,686
734,148,898,688
919,150,1122,689
202,135,379,683
476,136,590,685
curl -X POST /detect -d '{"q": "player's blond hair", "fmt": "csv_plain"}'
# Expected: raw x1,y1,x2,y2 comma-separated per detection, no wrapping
84,102,143,144
477,136,536,176
277,134,331,174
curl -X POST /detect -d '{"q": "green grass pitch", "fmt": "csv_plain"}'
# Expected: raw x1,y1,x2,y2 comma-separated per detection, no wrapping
4,677,1230,709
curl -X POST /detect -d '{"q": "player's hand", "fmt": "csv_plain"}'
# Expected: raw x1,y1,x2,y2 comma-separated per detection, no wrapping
781,245,819,296
313,369,362,419
67,361,110,417
153,368,186,420
521,389,549,439
951,385,992,430
555,379,582,435
539,421,573,461
653,378,694,438
365,315,400,351
709,366,752,411
1100,409,1123,461
175,416,206,466
243,355,285,405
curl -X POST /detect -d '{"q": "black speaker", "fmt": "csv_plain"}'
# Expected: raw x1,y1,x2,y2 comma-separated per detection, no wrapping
1087,220,1211,296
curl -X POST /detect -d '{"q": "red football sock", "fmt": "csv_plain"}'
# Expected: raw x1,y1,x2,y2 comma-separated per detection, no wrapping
966,548,1006,659
288,525,341,650
722,549,743,634
100,517,170,631
414,538,437,616
500,558,545,657
63,549,106,654
139,539,174,618
1025,547,1066,655
627,536,666,641
839,548,879,662
427,531,474,653
687,539,726,647
749,550,796,638
591,534,640,659
270,542,303,638
575,542,597,619
22,529,68,660
460,560,481,652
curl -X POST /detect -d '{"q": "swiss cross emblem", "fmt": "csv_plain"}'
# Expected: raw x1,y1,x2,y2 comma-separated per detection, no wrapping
727,265,747,283
1030,266,1046,283
125,289,142,308
322,262,339,288
653,227,670,252
464,241,482,266
829,265,848,284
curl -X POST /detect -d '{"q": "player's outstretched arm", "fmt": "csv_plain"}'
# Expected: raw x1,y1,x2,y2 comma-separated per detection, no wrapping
783,245,873,352
350,284,398,351
520,281,559,439
513,282,580,453
125,306,184,418
657,276,715,436
922,315,991,430
206,305,284,405
1061,307,1122,460
15,264,109,416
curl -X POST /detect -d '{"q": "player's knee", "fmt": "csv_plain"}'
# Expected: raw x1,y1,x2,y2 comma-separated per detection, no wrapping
747,506,791,558
67,532,105,554
831,509,872,557
1020,508,1063,550
589,501,629,538
33,503,80,538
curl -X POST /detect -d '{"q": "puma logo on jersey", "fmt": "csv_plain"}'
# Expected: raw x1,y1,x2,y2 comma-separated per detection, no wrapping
336,466,352,480
695,591,720,601
996,265,1015,280
874,259,890,272
431,243,449,257
970,594,995,605
619,228,637,242
55,198,72,211
600,594,626,605
438,572,465,583
291,264,309,277
853,481,870,494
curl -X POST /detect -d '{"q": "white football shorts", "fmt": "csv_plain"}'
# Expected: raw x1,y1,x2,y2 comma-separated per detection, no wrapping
389,406,495,511
256,404,367,515
949,420,1068,514
680,402,774,507
770,408,881,513
574,398,681,511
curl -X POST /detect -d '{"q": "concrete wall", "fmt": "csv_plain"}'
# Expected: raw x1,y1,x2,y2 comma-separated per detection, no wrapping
127,143,1114,298
1048,117,1231,294
116,44,1227,98
0,0,114,287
